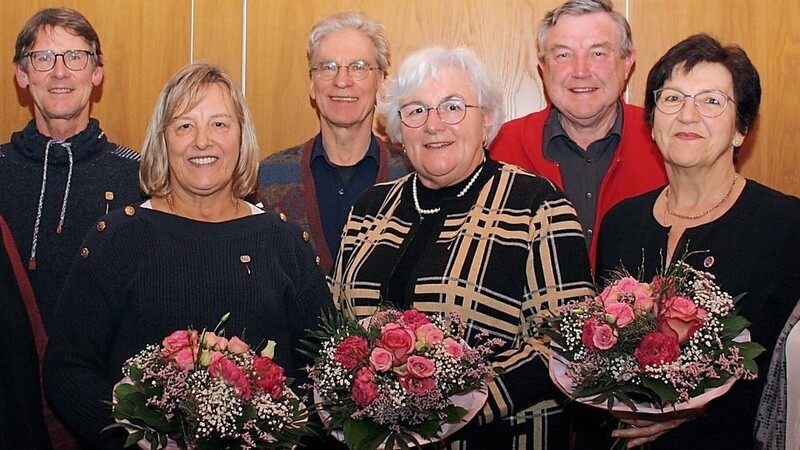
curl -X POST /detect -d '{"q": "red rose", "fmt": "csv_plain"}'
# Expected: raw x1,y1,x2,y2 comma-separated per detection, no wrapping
252,356,286,399
378,323,416,364
658,296,708,344
634,332,680,369
352,367,379,407
334,335,370,370
401,309,431,331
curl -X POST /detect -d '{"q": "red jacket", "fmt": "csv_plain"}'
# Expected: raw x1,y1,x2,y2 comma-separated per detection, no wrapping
490,103,667,269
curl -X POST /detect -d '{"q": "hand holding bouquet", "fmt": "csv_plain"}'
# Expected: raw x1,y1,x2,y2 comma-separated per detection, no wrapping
304,308,496,450
106,314,309,449
546,260,765,413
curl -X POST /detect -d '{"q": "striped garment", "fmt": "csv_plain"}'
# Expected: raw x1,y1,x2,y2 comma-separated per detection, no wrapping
330,160,595,450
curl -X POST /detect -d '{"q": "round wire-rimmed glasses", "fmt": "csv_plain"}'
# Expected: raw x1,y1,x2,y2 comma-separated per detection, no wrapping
398,99,479,128
653,88,735,118
310,60,378,81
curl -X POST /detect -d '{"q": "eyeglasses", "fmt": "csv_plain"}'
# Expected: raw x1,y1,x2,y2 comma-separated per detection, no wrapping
653,88,735,118
23,49,95,72
310,60,378,81
398,99,479,128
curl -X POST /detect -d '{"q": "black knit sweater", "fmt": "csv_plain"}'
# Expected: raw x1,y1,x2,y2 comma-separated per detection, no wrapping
42,205,333,449
0,119,143,333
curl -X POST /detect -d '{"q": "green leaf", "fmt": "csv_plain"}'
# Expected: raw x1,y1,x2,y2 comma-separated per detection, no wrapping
719,314,750,337
443,405,468,424
737,341,766,360
124,430,144,448
640,377,678,404
343,418,390,450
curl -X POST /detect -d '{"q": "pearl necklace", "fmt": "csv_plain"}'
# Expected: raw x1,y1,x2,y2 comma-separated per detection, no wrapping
412,163,484,216
665,174,738,221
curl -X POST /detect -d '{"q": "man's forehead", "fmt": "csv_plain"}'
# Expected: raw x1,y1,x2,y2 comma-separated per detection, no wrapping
31,25,89,48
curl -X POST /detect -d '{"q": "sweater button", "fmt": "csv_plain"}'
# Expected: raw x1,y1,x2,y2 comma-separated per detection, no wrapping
80,247,90,259
302,231,310,241
96,220,107,232
315,256,321,266
124,206,136,216
279,212,288,222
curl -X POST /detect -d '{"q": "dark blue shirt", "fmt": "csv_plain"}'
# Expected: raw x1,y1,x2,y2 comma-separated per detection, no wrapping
310,134,380,258
543,103,622,249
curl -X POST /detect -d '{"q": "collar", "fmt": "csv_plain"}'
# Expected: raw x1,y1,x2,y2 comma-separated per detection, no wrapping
543,101,623,160
10,118,108,164
310,133,380,167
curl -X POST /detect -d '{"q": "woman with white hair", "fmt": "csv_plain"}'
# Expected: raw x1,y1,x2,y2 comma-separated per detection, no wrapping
329,46,594,449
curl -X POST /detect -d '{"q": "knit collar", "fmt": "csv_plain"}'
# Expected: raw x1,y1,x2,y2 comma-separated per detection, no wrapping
11,118,108,164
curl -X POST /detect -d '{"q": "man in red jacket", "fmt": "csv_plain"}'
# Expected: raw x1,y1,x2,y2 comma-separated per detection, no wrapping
490,0,666,269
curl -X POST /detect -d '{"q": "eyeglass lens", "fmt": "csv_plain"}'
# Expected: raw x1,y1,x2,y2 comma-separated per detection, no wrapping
655,88,730,117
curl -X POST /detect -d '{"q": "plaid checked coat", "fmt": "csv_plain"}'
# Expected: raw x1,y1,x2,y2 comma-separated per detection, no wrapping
330,160,595,450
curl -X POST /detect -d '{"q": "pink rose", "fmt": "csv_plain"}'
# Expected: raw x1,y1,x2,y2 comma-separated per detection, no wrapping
202,332,228,351
334,335,370,370
400,376,436,395
592,323,618,350
401,309,432,331
171,347,197,371
658,296,708,344
208,356,251,400
369,347,393,372
406,355,436,378
631,283,654,311
581,319,599,351
616,277,640,294
252,356,286,399
161,330,199,370
635,332,680,369
598,285,622,306
352,367,379,407
443,338,464,358
378,323,416,364
226,336,249,354
605,302,634,328
415,323,444,347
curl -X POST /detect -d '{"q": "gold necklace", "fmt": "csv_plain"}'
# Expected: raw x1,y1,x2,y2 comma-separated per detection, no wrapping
665,175,738,221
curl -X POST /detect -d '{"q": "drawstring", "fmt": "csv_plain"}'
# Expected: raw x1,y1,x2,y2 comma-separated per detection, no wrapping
28,140,73,270
56,144,74,235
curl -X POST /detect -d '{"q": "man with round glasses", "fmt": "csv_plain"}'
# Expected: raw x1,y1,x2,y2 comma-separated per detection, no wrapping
1,8,142,448
257,11,410,275
489,0,667,269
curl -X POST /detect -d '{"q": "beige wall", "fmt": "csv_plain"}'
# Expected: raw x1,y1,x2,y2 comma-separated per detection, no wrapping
1,1,797,196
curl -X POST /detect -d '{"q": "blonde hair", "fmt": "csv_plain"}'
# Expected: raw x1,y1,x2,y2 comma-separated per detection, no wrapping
140,62,259,198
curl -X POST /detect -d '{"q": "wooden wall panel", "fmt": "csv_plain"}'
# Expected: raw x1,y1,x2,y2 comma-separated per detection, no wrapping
0,1,192,151
628,0,800,195
245,0,563,155
194,0,244,83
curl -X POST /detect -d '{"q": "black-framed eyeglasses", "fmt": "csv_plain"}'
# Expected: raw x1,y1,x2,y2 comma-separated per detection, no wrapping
398,99,479,128
23,49,95,72
653,88,735,118
310,60,378,81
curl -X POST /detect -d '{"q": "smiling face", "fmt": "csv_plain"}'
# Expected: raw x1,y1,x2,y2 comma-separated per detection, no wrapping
652,62,744,173
400,69,490,189
309,28,382,133
14,26,103,138
539,12,634,131
165,83,241,203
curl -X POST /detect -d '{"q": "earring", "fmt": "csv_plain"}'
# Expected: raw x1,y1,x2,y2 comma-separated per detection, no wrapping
733,139,740,147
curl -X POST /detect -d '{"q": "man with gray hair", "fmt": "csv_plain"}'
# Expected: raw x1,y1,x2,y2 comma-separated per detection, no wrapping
257,11,410,275
490,0,666,269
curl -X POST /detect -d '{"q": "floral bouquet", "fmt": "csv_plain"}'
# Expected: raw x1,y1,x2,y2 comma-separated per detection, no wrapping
303,308,496,450
545,259,765,416
105,314,309,450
